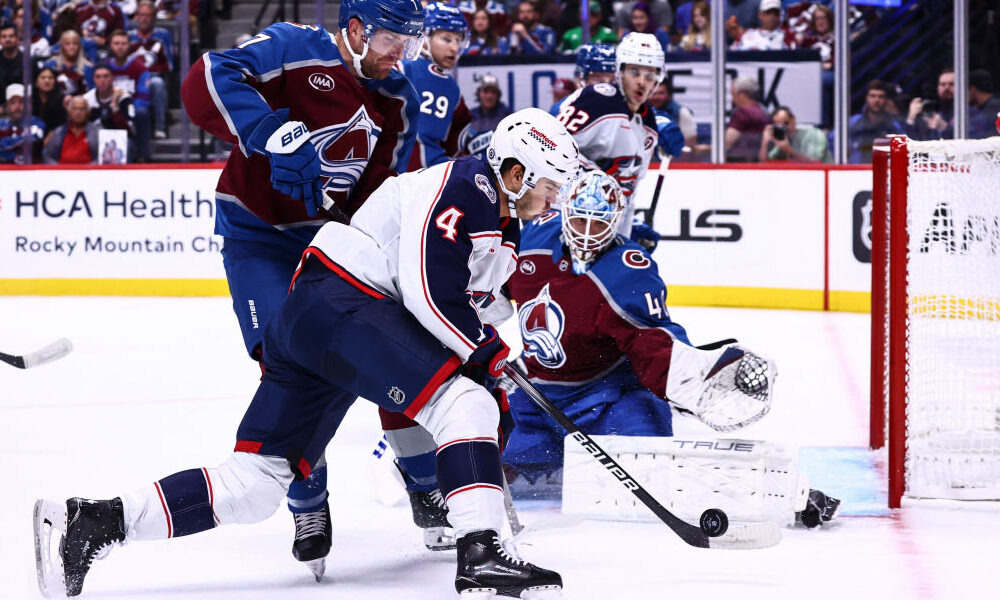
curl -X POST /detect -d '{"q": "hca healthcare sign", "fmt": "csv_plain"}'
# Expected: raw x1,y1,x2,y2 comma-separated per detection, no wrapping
0,168,225,284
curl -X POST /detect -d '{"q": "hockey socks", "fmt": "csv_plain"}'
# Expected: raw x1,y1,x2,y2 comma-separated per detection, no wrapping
287,465,329,514
436,439,505,536
151,469,219,539
380,408,439,492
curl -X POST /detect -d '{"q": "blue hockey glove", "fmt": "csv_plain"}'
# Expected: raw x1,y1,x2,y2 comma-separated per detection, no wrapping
463,325,510,393
655,114,685,158
630,218,662,252
494,388,515,452
248,110,323,216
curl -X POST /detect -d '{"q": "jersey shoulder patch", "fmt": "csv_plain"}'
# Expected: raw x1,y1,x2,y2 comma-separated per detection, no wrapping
593,82,617,96
474,172,497,204
439,157,500,230
591,242,670,324
567,85,629,120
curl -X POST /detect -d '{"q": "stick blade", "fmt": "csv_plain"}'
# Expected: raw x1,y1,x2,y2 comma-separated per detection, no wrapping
23,338,73,369
707,520,782,550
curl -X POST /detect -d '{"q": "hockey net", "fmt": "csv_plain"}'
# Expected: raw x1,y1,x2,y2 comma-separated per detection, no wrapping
871,136,1000,508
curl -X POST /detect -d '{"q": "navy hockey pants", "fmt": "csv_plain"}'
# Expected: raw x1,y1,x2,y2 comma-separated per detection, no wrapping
235,258,461,479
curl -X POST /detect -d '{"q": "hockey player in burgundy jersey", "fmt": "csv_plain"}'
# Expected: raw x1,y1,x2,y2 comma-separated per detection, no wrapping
32,109,581,599
402,2,472,170
503,171,777,486
180,0,423,581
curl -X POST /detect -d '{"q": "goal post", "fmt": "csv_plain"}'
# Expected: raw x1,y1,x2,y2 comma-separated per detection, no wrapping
871,135,1000,508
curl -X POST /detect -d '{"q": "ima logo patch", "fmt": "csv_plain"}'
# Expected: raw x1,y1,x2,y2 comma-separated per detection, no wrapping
519,259,536,275
475,173,497,204
307,72,335,92
518,283,567,369
388,386,406,405
309,105,381,194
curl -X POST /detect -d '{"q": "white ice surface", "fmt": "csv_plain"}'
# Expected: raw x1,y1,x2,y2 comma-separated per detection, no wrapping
1,297,997,599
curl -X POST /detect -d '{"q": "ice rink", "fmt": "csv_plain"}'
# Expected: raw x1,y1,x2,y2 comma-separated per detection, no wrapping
2,296,997,599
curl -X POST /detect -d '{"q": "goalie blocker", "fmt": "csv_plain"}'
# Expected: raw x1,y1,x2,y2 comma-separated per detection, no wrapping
563,436,840,528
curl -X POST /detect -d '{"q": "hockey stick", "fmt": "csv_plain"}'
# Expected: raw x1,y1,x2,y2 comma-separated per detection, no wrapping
642,156,671,226
501,478,525,536
0,338,73,369
503,364,781,550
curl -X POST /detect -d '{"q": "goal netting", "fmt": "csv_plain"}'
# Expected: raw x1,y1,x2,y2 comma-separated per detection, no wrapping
871,136,1000,507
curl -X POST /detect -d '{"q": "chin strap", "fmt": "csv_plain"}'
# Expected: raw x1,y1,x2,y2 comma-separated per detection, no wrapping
340,28,371,80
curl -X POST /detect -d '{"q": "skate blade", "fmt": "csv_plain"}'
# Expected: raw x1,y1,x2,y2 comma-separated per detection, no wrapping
424,526,456,551
459,585,563,600
304,557,325,582
33,499,67,598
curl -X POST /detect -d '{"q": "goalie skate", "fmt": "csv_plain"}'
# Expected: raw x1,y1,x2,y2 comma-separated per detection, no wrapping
33,499,67,598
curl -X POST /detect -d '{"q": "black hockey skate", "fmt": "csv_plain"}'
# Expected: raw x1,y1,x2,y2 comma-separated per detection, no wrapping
797,489,842,528
408,488,456,550
456,530,563,599
292,500,332,582
52,498,126,597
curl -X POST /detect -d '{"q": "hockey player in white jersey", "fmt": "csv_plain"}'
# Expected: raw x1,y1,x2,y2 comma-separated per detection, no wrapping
32,108,581,599
554,32,671,244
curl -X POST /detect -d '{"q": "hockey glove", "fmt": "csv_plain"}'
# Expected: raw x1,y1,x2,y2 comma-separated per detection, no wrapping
248,109,323,216
463,325,510,393
630,218,662,252
655,113,685,158
494,388,515,452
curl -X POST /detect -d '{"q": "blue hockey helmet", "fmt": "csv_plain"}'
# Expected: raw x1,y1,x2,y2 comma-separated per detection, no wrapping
422,2,469,54
338,0,425,76
575,43,616,81
559,170,625,271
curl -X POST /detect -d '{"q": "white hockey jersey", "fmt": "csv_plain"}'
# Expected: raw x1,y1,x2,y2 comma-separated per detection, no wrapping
303,156,518,362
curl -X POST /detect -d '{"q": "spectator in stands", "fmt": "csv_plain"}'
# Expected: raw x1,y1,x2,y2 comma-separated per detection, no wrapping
725,75,769,162
509,1,556,55
461,74,513,158
559,1,618,53
42,95,98,164
614,0,672,38
45,29,94,95
730,0,795,50
758,105,831,163
678,1,709,51
968,69,1000,139
107,28,152,161
458,0,511,37
75,0,125,49
33,67,66,141
649,79,697,150
905,69,954,141
128,1,172,140
0,24,24,111
0,83,46,163
465,8,511,55
13,3,53,59
83,64,134,158
796,3,834,128
551,77,576,104
622,2,671,52
848,79,903,164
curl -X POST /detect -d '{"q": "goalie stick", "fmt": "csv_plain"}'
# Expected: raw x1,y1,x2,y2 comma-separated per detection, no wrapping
503,363,781,550
0,338,73,369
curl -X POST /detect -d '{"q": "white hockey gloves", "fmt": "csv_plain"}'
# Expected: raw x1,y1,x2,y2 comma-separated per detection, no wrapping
665,343,777,432
248,109,323,215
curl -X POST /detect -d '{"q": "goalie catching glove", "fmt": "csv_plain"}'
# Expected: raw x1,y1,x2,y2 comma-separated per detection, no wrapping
248,108,324,216
665,343,777,432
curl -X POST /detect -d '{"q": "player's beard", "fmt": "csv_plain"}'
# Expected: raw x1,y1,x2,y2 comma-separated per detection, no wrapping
361,50,398,80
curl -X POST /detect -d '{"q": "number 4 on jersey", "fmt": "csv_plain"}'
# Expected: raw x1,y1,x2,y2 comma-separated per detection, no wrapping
436,206,465,241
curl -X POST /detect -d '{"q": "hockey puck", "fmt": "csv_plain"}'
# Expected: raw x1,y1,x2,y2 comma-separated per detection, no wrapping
699,509,729,537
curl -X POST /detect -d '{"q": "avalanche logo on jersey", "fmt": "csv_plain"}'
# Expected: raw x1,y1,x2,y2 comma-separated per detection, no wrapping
518,283,567,368
309,105,381,194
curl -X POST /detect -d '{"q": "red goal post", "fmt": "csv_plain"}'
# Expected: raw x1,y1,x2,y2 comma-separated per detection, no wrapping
870,136,1000,509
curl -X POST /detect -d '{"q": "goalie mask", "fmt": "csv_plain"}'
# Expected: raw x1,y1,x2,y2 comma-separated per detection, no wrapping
560,170,625,273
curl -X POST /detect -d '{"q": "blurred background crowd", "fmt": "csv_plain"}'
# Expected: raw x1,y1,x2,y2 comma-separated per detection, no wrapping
0,0,996,164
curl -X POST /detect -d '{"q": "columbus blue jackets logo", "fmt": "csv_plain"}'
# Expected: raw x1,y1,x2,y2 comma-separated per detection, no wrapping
475,173,497,204
518,283,567,368
309,106,381,194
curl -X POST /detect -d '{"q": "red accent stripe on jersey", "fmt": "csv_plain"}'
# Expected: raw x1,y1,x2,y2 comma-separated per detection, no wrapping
436,436,498,453
419,163,476,351
201,468,220,524
469,232,501,239
404,355,462,418
297,457,312,480
444,483,502,502
234,440,263,453
154,481,173,539
288,247,387,299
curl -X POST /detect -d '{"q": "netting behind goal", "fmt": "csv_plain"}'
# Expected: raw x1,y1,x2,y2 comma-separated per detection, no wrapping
872,136,1000,507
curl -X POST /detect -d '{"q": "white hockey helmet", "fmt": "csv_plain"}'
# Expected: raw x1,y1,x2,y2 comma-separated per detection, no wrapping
615,32,665,94
486,107,581,211
559,170,625,272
